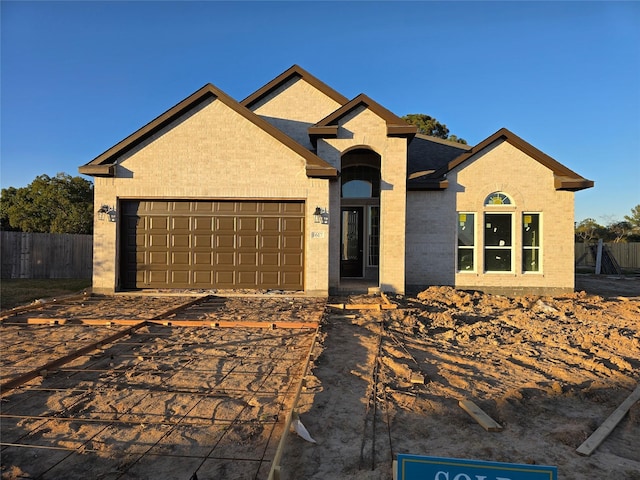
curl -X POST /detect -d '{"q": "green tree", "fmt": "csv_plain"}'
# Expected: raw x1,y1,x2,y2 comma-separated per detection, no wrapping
574,218,606,243
624,204,640,231
402,114,468,144
0,173,94,234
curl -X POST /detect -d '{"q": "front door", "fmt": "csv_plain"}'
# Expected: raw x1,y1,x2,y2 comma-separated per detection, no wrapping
341,207,363,277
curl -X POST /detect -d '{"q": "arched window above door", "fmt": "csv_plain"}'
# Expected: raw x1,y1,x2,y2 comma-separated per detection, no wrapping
341,166,380,198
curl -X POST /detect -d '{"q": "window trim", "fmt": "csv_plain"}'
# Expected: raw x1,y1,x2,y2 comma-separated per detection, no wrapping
457,212,476,273
483,212,514,273
522,212,542,274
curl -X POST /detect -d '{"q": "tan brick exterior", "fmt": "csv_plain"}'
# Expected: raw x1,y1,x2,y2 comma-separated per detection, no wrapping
406,140,576,295
86,67,587,297
318,106,408,294
92,97,330,294
249,77,343,150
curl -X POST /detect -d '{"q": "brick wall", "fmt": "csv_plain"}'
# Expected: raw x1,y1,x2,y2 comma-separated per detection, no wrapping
92,97,330,294
406,139,576,295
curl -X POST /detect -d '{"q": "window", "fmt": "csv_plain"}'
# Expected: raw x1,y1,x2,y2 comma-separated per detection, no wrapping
484,213,512,271
484,192,512,206
523,213,541,272
341,166,380,198
368,206,380,266
457,213,475,271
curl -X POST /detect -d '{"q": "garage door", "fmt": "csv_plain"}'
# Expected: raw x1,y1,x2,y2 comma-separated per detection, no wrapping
120,200,304,290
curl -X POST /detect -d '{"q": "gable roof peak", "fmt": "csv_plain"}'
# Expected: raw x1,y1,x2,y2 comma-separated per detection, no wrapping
79,81,337,179
431,127,593,191
240,65,349,109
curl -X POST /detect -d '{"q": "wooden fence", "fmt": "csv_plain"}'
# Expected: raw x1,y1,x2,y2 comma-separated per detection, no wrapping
1,232,92,279
576,242,640,269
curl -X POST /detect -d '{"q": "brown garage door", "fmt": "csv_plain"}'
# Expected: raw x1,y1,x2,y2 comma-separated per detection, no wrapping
120,200,304,290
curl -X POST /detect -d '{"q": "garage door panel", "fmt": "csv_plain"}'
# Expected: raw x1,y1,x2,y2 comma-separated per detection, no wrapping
149,251,168,265
215,271,234,285
237,217,258,231
237,271,258,286
283,253,303,267
172,234,190,247
194,270,213,285
149,270,168,284
195,235,213,248
260,271,280,285
172,252,190,265
121,200,303,290
194,252,212,265
149,235,168,247
172,216,190,229
283,236,302,249
216,217,235,230
216,252,235,266
215,234,234,248
194,217,213,231
238,235,257,248
171,271,190,284
238,252,258,266
261,253,280,266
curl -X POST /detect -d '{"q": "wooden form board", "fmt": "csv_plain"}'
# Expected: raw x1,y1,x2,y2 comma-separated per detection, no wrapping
459,399,503,432
576,384,640,456
0,322,148,393
26,318,319,329
328,303,397,310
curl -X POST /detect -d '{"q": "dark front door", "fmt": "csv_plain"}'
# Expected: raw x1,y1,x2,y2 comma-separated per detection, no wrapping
340,207,364,277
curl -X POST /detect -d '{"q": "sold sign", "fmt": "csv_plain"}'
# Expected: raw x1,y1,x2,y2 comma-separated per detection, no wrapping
396,454,557,480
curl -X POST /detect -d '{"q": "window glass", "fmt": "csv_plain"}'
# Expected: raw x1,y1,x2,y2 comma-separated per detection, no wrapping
523,213,541,272
457,213,475,271
342,180,372,198
368,206,380,266
341,166,380,198
484,192,512,206
484,213,512,271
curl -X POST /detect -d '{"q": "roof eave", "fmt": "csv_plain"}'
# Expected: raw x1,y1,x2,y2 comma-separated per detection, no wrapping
78,164,116,177
554,176,595,191
407,178,449,190
306,166,338,178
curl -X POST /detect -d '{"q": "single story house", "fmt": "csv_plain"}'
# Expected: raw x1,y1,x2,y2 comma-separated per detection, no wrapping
79,65,593,296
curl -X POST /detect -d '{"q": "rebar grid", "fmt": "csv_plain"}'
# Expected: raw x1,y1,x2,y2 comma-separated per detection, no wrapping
1,297,321,480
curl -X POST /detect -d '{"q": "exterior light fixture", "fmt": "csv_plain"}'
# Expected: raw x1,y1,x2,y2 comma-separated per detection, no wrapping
97,205,117,222
313,207,329,225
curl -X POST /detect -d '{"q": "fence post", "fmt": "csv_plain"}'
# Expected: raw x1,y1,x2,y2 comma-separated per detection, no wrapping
595,239,603,275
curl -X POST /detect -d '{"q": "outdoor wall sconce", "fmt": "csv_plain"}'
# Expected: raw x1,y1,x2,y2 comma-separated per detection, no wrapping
97,205,117,222
313,206,329,224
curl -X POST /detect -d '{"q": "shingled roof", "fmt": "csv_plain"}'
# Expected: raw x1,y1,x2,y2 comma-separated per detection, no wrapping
408,128,594,191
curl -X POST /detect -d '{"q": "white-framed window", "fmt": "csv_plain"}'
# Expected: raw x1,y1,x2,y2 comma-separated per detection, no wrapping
457,212,475,271
484,213,513,272
522,213,541,272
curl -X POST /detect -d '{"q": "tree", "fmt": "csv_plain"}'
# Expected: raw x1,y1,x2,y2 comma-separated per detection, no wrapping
402,114,468,144
0,173,94,234
574,218,606,243
624,204,640,231
607,221,633,243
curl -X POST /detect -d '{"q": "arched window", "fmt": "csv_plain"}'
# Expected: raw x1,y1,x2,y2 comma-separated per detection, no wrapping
341,166,380,198
484,192,512,206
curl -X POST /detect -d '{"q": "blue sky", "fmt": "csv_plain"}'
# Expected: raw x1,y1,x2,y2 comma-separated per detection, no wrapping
2,1,639,224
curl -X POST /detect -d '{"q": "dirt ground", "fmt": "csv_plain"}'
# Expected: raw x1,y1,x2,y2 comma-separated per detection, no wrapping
1,275,639,479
